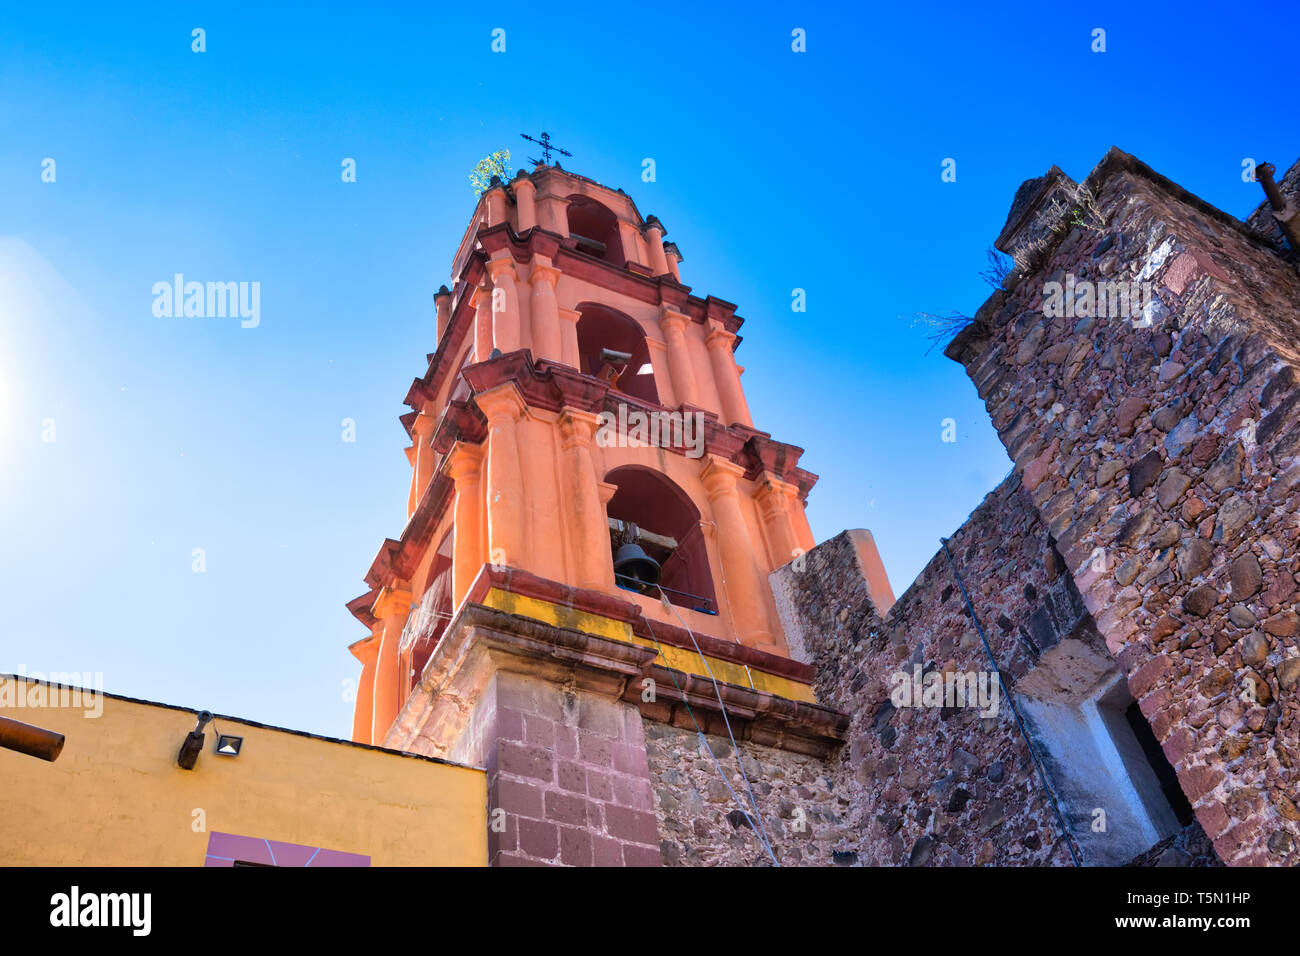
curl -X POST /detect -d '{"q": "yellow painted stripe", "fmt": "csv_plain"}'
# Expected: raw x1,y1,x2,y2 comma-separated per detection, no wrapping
483,589,635,643
481,587,816,704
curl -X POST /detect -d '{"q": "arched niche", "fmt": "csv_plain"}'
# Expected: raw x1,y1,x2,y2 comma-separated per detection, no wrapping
566,194,625,267
575,303,659,405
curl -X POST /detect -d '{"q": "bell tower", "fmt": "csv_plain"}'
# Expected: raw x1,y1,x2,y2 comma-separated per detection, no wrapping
345,159,888,865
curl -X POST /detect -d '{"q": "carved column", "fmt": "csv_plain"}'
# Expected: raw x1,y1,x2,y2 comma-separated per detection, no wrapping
659,308,699,407
529,259,563,363
513,174,537,232
405,445,419,518
487,258,521,354
558,307,581,370
350,629,381,744
408,410,436,516
705,325,753,427
371,585,414,745
477,384,528,571
472,283,494,362
664,243,683,283
560,408,614,589
434,285,452,343
485,182,507,227
447,442,485,610
700,456,773,649
754,474,802,570
643,217,670,276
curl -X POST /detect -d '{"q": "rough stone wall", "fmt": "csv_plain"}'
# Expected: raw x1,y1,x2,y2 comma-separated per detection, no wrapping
649,471,1185,866
645,464,1226,867
952,154,1300,865
774,487,1090,865
645,723,848,866
639,470,1217,867
1127,820,1220,867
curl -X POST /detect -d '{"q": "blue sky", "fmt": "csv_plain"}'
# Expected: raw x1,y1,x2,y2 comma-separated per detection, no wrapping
1,1,1295,739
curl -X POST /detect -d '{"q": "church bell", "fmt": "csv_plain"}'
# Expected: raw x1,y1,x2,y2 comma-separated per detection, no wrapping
613,542,661,592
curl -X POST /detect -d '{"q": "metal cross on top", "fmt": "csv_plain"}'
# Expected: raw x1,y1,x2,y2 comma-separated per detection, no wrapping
520,131,571,166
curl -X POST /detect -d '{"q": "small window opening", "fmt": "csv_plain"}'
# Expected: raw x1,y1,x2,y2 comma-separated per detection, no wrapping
1124,701,1195,826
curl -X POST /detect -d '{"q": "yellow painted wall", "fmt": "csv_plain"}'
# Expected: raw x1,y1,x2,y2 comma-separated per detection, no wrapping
0,679,486,866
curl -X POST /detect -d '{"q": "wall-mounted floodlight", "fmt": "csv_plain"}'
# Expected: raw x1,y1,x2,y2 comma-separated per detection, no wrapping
215,734,242,757
0,715,65,762
177,711,213,771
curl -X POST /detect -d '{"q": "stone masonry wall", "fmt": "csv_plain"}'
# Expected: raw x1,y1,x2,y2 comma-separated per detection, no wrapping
464,671,663,866
650,477,1127,866
740,474,1113,866
647,463,1220,866
645,723,848,866
951,151,1300,865
643,474,1216,867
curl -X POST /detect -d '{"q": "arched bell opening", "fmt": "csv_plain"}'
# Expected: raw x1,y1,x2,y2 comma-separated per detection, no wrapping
575,303,659,405
603,465,716,615
566,194,625,268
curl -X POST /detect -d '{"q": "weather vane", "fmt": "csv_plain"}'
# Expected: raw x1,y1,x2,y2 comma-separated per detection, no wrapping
520,131,571,167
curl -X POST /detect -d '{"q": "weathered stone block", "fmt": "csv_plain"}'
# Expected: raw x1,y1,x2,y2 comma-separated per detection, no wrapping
1229,553,1263,601
1183,586,1218,618
1129,451,1164,497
